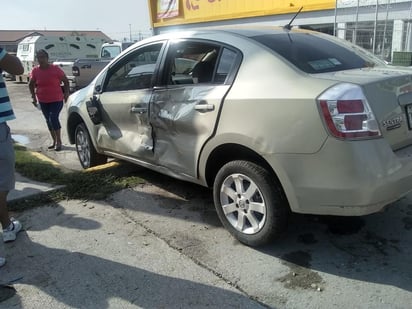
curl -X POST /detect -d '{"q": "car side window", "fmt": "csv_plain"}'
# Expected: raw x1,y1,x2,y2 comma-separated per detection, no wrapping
104,43,162,92
215,48,237,84
166,41,220,85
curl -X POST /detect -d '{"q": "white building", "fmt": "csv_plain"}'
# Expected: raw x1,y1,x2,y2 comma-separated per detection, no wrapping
149,0,412,64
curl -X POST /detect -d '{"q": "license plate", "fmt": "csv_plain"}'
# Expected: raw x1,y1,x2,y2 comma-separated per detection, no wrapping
408,104,412,130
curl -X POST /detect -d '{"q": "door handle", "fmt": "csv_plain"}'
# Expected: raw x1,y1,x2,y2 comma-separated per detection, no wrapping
194,103,214,111
130,106,147,114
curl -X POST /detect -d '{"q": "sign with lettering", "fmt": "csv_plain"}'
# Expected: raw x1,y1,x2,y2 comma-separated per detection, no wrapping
152,0,335,27
157,0,179,19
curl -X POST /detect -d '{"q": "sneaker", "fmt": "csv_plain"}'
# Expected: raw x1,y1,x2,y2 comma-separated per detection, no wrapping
3,219,22,243
0,257,5,267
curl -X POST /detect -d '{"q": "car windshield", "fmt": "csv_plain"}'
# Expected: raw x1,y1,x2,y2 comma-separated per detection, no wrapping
251,32,386,74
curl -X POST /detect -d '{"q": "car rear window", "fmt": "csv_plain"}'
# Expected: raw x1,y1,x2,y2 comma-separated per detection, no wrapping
251,33,379,74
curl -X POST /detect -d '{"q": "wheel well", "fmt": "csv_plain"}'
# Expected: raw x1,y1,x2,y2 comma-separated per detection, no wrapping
204,144,280,188
67,112,84,144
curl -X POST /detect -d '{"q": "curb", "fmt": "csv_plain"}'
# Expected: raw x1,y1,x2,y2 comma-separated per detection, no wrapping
29,151,62,167
9,146,66,203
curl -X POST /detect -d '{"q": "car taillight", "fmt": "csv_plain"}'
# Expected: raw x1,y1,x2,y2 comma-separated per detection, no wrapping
318,83,381,139
72,66,79,76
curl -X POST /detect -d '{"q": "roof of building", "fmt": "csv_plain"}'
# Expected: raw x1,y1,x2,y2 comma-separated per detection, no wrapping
0,30,112,43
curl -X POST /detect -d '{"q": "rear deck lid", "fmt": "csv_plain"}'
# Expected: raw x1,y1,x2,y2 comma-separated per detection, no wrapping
317,67,412,150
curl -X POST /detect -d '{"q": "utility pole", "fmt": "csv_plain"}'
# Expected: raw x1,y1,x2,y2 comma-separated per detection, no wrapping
354,0,360,44
381,0,390,59
129,24,132,42
334,0,337,36
373,0,378,54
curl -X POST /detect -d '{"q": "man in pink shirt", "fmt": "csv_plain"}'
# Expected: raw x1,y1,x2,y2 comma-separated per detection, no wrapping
29,49,70,151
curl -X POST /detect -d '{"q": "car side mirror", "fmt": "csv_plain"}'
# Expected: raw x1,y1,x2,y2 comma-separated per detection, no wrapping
86,96,102,125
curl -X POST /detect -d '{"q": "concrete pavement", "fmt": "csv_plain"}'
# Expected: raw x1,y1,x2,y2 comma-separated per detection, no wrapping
2,147,265,308
1,198,263,308
8,172,62,203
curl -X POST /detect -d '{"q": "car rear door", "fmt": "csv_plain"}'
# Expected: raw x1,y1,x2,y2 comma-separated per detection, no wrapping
150,40,241,178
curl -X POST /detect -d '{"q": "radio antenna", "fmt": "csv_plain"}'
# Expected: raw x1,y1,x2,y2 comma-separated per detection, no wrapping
284,6,303,30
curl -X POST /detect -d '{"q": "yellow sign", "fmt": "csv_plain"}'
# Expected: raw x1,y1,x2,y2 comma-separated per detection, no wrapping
149,0,335,28
157,0,179,19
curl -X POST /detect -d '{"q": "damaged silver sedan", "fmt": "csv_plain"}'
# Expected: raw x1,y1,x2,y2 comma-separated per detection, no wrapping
66,26,412,246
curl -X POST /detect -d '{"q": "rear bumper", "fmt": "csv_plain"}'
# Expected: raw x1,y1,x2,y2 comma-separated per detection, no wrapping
268,138,412,216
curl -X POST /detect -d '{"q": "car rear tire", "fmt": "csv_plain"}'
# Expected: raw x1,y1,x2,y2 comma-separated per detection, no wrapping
213,160,289,247
75,123,107,169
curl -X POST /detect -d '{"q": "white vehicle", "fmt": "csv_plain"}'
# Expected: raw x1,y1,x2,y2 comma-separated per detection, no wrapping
16,35,106,82
71,41,134,90
99,41,133,59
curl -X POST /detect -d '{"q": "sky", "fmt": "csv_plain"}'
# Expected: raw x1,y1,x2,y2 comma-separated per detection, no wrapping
2,0,153,41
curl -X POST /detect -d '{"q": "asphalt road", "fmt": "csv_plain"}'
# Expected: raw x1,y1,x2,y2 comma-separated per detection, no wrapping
1,81,412,308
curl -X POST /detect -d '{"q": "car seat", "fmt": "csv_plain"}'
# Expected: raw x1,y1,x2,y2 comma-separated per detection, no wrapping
191,61,214,83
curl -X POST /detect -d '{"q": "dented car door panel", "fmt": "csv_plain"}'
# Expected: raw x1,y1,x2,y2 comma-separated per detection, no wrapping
150,85,230,177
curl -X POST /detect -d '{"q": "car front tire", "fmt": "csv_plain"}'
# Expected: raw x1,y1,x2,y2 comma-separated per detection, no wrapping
213,160,289,247
75,123,107,169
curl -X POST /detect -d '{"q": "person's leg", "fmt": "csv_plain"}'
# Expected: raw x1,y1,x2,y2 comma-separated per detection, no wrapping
0,123,13,229
48,101,64,150
1,189,22,242
0,123,22,243
39,103,56,148
0,123,10,264
0,191,20,243
46,128,57,149
54,129,62,150
0,191,11,229
48,129,56,149
0,191,7,267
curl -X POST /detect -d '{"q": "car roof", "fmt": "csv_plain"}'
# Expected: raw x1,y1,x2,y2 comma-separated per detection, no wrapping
122,26,385,74
138,26,317,45
202,25,302,37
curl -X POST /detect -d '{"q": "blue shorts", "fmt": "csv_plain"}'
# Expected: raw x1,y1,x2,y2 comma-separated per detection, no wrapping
0,122,15,191
39,101,64,131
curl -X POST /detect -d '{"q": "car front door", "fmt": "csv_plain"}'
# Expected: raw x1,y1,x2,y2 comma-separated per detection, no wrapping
150,40,240,178
95,42,164,158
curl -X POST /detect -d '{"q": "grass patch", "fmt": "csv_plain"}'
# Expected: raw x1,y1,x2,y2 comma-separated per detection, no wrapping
11,144,145,211
14,144,66,184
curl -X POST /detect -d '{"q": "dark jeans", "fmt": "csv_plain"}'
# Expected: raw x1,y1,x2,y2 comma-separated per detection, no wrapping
39,101,63,131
